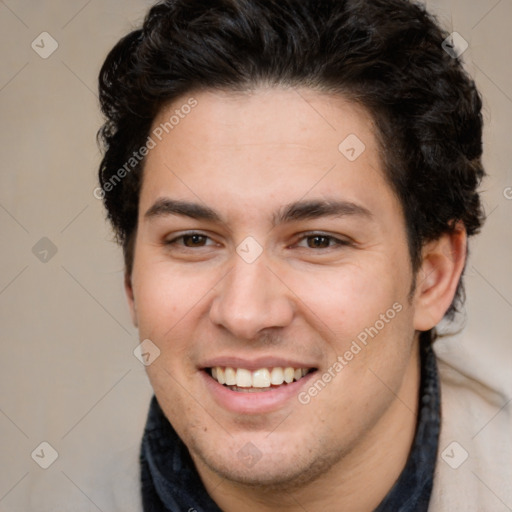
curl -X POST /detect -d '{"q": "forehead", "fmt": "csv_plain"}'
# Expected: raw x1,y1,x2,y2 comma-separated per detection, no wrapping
139,87,397,224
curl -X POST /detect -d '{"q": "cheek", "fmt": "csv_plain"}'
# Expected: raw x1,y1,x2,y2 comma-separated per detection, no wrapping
132,259,214,337
288,260,407,338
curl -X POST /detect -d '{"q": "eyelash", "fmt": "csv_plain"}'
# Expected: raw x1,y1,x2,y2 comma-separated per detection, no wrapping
165,231,351,250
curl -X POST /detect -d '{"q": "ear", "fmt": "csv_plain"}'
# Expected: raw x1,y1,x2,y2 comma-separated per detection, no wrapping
413,222,467,331
125,271,138,328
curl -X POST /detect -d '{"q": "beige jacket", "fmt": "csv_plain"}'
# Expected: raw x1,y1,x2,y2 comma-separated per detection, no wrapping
430,356,512,511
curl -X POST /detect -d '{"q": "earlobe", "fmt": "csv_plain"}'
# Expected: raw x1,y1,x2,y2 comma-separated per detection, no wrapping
125,271,138,328
413,223,467,331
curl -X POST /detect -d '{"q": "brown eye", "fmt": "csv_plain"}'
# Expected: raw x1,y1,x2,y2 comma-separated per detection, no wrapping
294,233,350,251
307,235,331,249
182,234,208,247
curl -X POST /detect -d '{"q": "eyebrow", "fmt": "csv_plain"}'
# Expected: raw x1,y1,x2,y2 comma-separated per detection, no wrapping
145,198,221,222
273,199,372,225
144,198,372,226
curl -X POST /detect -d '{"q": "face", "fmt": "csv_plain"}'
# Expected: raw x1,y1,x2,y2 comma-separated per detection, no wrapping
128,87,422,488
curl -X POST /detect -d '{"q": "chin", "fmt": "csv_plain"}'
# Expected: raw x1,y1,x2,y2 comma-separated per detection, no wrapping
190,434,343,492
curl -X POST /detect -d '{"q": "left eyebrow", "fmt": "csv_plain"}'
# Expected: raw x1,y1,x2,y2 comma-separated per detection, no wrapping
272,199,373,227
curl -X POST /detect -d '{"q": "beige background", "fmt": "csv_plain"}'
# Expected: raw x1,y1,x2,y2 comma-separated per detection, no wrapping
0,1,511,510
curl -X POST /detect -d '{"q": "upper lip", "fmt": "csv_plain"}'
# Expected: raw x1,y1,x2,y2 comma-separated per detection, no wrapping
200,356,318,371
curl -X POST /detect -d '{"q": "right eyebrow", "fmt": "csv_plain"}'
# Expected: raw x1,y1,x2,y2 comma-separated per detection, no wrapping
144,198,223,223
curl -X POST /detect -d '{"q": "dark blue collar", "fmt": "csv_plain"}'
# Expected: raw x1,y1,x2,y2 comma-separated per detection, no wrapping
140,342,440,511
373,341,440,511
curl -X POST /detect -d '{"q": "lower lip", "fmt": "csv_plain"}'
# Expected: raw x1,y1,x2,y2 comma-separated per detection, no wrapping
201,370,317,414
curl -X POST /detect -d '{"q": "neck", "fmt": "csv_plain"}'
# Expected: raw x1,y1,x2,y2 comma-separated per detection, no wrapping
196,342,421,512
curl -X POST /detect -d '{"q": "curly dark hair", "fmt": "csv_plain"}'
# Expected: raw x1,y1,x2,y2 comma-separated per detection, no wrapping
97,0,485,342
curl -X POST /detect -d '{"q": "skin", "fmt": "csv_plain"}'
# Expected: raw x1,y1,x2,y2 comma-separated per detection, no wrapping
126,87,467,511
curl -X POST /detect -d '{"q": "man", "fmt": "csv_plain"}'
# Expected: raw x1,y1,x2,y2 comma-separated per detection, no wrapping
96,0,510,510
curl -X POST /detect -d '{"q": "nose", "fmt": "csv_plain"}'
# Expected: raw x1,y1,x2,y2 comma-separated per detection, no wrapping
209,255,295,340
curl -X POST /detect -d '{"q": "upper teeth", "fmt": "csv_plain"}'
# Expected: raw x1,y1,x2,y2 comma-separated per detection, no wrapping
211,366,310,388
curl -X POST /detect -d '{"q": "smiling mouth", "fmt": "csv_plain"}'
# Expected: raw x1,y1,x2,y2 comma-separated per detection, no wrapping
207,366,317,392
